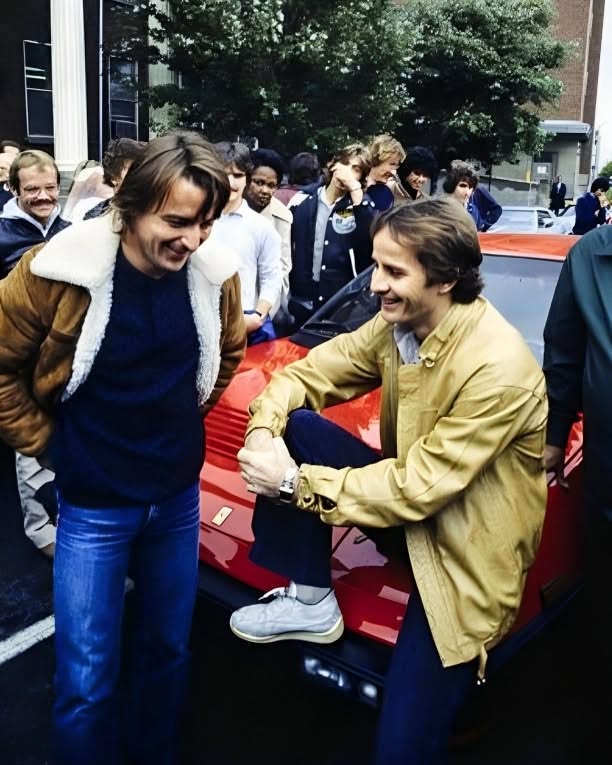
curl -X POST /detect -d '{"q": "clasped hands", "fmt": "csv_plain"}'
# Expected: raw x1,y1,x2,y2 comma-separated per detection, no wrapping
237,428,297,498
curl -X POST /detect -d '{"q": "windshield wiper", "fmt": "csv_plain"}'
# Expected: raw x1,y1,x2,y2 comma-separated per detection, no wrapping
301,320,352,337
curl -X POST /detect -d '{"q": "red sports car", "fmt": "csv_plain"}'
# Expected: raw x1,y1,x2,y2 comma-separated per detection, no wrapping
197,233,583,706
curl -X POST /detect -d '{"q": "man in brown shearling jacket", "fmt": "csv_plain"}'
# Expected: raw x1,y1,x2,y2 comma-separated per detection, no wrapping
0,132,246,765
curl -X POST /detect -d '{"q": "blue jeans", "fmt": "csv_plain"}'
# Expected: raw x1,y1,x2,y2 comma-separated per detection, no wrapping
250,410,484,764
52,482,200,765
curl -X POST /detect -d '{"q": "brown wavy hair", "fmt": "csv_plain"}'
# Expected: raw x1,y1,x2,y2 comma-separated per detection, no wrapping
9,150,59,192
371,196,483,303
112,131,230,229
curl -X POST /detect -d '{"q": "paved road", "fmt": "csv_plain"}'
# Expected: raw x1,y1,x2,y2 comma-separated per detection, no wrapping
0,440,586,764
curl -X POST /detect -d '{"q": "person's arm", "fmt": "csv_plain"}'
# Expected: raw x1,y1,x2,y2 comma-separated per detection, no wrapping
475,187,502,229
272,214,292,317
201,272,247,415
246,314,388,438
296,377,546,527
574,195,596,229
0,250,62,454
252,221,282,327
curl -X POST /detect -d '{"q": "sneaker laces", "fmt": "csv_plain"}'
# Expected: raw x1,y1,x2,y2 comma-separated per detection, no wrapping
257,582,298,603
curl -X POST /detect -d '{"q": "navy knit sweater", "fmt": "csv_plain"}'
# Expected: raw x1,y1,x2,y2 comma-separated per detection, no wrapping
52,249,203,506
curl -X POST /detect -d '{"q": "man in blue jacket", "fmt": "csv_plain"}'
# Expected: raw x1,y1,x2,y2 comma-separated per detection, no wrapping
287,143,377,328
572,176,610,235
0,149,70,559
0,149,70,278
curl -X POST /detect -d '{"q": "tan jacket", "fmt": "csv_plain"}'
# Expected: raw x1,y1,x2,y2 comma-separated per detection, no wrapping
248,297,547,677
0,214,246,456
261,196,292,317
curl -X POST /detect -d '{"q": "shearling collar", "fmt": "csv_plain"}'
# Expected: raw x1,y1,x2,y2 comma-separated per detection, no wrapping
30,212,239,289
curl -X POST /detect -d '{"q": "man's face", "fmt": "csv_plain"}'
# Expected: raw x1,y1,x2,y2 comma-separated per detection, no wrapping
225,163,247,208
245,165,279,212
0,153,12,184
14,165,59,225
452,179,473,205
405,169,429,193
122,176,215,279
370,155,401,184
370,226,453,340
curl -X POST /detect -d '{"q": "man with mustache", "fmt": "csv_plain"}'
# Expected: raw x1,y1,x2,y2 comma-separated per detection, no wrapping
0,150,70,559
0,150,70,278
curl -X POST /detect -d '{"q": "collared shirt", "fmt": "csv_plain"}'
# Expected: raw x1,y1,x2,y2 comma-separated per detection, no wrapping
393,325,421,364
207,199,282,311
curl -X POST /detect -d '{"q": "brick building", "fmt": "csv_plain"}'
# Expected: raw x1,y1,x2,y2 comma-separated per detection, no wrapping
538,0,605,195
478,0,605,204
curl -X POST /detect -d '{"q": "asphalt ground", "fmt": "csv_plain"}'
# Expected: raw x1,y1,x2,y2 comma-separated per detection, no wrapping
0,439,588,764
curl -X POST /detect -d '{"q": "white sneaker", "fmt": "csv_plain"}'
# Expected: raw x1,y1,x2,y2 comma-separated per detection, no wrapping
230,582,344,644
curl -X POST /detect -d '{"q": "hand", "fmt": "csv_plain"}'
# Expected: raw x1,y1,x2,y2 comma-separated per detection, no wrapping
331,162,361,193
238,437,297,497
544,444,569,489
244,312,264,334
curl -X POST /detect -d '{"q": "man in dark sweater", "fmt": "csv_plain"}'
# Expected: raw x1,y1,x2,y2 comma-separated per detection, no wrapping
0,132,246,765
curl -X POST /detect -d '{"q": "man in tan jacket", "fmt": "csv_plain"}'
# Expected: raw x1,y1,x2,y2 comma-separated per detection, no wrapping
0,131,245,765
232,197,547,764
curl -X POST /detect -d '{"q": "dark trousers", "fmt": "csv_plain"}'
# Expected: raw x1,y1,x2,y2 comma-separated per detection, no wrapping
581,496,612,755
250,409,481,764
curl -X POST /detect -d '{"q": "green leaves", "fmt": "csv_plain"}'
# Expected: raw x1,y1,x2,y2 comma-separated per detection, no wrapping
112,0,568,164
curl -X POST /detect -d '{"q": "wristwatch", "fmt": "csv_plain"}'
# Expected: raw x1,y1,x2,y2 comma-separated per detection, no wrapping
277,466,298,504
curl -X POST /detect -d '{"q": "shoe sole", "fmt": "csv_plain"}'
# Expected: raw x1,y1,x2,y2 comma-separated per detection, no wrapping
230,617,344,645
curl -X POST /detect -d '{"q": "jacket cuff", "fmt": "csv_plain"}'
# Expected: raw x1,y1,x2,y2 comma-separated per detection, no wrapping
546,416,574,449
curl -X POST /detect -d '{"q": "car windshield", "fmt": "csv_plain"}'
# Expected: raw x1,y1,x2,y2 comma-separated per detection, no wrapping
292,254,562,366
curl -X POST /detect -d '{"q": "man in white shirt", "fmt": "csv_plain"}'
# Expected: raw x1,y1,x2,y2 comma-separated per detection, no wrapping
209,142,282,345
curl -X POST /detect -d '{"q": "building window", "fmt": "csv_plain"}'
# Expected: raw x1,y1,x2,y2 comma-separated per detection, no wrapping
109,59,138,140
23,41,54,138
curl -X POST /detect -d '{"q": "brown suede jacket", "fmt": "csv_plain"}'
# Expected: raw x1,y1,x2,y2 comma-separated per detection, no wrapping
0,214,246,456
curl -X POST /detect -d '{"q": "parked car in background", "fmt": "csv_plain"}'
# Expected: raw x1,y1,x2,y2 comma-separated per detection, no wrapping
197,233,583,709
555,204,577,234
488,206,568,234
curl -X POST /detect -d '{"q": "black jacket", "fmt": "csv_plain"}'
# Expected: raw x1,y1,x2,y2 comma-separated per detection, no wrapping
543,226,612,503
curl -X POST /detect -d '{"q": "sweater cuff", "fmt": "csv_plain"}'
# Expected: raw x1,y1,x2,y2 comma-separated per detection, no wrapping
546,415,574,449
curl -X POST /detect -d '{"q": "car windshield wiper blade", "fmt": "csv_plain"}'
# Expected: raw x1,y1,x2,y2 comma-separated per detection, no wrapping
301,320,352,336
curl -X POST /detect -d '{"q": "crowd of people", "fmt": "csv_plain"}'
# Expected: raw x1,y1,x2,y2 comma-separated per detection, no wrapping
0,129,610,764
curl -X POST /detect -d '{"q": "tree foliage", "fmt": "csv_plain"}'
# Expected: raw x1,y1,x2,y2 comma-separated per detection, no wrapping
394,0,568,166
133,0,410,158
113,0,568,164
599,159,612,178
